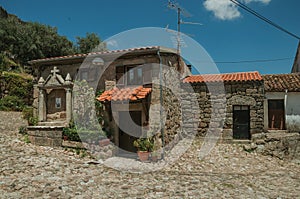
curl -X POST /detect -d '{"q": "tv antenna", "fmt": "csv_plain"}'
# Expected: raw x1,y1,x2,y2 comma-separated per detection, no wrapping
167,0,202,54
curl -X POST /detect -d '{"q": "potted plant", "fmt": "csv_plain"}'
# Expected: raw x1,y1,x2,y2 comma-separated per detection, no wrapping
133,137,154,162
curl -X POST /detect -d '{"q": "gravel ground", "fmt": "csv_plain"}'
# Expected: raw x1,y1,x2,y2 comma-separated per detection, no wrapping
0,111,299,198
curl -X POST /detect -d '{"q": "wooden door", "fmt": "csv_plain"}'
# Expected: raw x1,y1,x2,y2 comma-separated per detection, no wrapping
268,99,285,130
233,105,250,139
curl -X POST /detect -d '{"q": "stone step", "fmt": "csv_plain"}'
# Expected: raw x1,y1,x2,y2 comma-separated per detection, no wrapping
38,121,67,127
267,130,288,134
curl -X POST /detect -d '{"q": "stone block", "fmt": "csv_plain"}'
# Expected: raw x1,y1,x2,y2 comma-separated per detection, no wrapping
222,129,233,139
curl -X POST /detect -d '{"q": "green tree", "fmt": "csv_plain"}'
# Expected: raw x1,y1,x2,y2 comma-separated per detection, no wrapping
75,32,106,54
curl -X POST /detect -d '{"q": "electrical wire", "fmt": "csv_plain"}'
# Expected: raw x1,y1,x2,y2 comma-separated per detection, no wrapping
191,57,293,64
230,0,300,40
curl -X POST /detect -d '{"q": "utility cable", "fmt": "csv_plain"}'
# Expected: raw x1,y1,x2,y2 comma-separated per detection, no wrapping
230,0,300,40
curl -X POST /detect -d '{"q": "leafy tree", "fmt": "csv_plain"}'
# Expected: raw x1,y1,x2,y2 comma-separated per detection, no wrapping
0,8,75,66
75,32,106,54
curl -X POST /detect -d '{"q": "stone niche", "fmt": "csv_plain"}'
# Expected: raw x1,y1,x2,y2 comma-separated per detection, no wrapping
29,67,73,147
37,66,73,124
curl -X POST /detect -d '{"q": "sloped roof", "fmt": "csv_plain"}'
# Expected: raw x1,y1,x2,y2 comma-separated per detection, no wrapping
263,73,300,92
29,46,177,65
97,86,152,102
183,71,262,83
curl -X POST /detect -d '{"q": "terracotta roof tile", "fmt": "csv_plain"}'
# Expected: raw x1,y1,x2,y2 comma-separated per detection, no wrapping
263,73,300,92
97,86,151,102
183,71,262,83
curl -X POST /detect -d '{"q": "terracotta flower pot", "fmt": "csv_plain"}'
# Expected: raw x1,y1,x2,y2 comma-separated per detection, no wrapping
137,151,150,162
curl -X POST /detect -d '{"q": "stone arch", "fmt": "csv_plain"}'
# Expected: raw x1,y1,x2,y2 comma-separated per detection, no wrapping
228,95,256,106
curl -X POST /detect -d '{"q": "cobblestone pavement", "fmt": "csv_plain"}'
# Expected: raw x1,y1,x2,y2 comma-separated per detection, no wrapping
0,112,299,198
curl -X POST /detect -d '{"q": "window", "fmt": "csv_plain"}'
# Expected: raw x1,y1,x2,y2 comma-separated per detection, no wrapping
115,65,153,86
127,67,143,85
233,105,249,111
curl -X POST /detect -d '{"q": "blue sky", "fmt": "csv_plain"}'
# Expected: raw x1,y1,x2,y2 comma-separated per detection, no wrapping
1,0,300,74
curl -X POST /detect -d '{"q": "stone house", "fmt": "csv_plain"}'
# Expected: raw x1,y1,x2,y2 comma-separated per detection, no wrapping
182,71,264,140
263,73,300,132
29,46,188,152
28,45,269,152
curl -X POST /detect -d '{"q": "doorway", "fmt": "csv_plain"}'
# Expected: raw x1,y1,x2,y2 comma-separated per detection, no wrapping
233,105,250,139
268,99,285,130
118,111,142,153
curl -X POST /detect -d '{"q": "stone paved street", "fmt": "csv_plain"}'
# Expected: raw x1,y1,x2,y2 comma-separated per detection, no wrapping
0,112,299,198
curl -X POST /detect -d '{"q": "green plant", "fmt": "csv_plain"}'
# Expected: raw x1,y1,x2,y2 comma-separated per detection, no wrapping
0,95,25,111
62,120,81,142
18,126,27,135
133,137,154,152
28,116,38,126
22,106,38,125
23,134,30,143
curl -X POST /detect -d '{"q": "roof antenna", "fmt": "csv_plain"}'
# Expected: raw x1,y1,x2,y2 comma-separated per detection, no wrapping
167,0,202,55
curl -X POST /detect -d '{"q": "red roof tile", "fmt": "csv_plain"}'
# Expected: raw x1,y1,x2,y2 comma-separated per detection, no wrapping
183,71,262,83
263,73,300,92
97,86,152,102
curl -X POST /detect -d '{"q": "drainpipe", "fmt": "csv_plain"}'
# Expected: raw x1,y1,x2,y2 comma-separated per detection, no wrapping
157,49,165,160
284,89,288,129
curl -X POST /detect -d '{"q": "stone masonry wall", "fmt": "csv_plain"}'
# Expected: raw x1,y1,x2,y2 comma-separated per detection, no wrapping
148,54,183,149
181,81,264,140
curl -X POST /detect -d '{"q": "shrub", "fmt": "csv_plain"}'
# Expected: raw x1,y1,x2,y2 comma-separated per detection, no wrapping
0,71,33,111
18,126,27,135
0,95,25,111
22,106,38,125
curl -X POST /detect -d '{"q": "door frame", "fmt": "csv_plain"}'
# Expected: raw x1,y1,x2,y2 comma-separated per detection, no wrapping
268,99,285,130
233,105,250,140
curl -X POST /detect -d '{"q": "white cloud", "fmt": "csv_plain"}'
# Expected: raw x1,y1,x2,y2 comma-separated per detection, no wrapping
203,0,271,21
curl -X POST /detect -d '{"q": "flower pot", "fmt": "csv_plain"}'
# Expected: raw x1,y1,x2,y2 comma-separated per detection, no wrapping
137,151,150,162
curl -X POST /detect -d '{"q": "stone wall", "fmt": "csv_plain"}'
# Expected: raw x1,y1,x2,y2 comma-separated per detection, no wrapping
250,132,300,162
181,81,264,140
147,54,184,149
27,126,63,147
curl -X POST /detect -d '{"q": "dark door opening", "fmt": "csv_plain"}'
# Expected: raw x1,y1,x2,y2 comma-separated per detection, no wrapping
268,99,285,130
233,105,250,139
118,111,142,153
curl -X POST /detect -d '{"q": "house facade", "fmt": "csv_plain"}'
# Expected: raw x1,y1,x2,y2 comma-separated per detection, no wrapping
29,46,189,152
263,73,300,132
182,72,264,140
29,46,283,153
